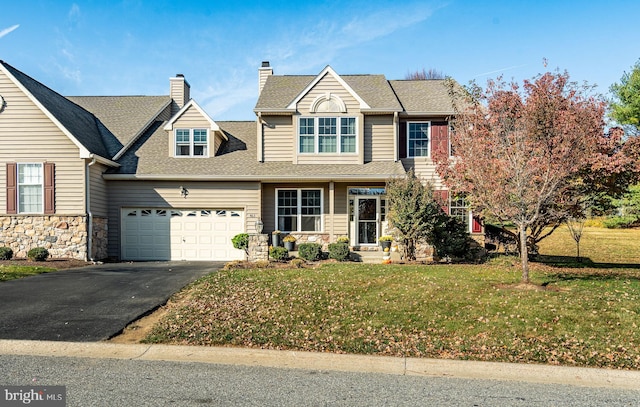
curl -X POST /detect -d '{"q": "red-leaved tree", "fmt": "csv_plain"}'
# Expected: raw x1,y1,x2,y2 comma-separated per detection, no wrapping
435,72,607,283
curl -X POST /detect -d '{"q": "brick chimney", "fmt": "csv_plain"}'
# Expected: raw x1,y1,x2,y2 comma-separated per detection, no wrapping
258,61,273,95
170,74,190,115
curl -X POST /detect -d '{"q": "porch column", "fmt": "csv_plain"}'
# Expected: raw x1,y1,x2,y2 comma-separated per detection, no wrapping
329,181,335,241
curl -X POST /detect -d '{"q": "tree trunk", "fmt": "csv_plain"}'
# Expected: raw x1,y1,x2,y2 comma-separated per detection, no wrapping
519,225,530,283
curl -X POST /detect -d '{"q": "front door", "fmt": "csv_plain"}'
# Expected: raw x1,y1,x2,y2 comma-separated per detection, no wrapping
357,198,378,245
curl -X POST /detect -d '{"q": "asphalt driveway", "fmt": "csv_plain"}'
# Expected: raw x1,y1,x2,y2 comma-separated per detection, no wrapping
0,261,222,342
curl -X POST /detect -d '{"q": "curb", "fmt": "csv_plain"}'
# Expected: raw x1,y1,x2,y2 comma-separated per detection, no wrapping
1,339,639,390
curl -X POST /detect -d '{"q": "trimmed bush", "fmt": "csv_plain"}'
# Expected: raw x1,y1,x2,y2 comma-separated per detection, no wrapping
0,247,13,260
298,243,322,261
269,246,288,262
27,247,49,262
328,243,350,261
232,233,249,254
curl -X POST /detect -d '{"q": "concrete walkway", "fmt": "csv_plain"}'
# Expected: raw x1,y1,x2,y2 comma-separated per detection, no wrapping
1,340,639,390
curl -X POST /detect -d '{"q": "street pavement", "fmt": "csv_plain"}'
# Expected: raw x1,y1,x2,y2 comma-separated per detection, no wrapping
0,261,222,341
1,350,639,406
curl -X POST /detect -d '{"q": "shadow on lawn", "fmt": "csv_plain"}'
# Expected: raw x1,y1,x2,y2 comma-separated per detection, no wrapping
533,254,640,270
531,254,640,284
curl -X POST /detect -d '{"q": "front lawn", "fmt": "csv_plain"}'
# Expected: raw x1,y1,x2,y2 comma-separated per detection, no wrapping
0,264,56,281
145,226,640,370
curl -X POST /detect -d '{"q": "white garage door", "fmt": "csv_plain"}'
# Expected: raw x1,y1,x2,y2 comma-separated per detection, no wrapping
121,208,245,261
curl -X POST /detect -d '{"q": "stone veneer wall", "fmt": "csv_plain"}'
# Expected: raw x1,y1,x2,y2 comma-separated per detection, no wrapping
0,215,88,260
91,216,108,261
248,234,269,262
283,234,332,250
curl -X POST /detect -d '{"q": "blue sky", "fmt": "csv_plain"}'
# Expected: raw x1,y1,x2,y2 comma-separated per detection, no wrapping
1,1,638,121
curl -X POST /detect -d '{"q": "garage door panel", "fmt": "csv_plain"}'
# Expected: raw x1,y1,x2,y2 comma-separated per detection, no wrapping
122,208,245,261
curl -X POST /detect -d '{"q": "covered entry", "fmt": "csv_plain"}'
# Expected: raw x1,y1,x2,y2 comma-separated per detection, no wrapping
348,187,388,246
121,208,245,261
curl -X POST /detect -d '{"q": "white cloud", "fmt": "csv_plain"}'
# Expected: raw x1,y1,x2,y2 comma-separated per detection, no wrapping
68,4,81,24
0,24,20,39
271,2,439,74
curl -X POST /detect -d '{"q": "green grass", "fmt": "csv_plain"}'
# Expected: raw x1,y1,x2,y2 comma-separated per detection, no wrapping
145,226,640,369
0,264,56,281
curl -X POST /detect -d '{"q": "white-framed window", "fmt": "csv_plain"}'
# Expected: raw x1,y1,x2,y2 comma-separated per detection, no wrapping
298,117,357,154
276,188,322,232
18,163,43,213
174,128,209,157
407,122,430,157
450,195,471,231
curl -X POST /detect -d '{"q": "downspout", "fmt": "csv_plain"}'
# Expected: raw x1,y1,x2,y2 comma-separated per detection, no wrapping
393,112,399,161
86,158,97,262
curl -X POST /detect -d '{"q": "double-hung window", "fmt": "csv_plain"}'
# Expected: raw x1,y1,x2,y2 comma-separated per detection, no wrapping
175,128,208,157
18,163,43,213
407,122,430,157
298,117,356,154
277,189,322,232
450,195,470,231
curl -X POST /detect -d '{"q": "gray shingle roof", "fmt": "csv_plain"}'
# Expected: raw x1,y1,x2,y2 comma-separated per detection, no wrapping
1,61,116,159
112,120,405,180
68,96,170,150
255,76,313,111
388,80,455,114
256,72,456,115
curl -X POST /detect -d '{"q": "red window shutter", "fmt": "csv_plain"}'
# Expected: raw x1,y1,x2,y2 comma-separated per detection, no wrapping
6,163,17,214
44,162,55,214
430,122,449,159
434,190,449,214
472,216,482,233
399,123,407,158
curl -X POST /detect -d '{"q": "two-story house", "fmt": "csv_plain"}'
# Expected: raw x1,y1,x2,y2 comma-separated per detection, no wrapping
0,60,479,262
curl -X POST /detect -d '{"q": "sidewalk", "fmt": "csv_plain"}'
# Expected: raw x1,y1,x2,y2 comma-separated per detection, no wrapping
1,339,639,390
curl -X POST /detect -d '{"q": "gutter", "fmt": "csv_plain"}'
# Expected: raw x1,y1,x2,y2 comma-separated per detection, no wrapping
86,158,97,262
101,173,403,182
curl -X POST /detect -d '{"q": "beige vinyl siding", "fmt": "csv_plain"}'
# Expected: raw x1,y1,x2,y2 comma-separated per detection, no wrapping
293,74,363,165
401,158,446,189
296,74,360,114
296,154,360,165
365,115,395,162
172,105,210,128
168,105,221,156
332,183,349,236
88,162,109,217
262,115,293,162
261,183,326,233
106,180,260,258
262,183,350,235
0,71,85,214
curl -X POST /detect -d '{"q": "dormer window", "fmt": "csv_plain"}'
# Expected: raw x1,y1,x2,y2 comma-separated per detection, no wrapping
175,128,208,157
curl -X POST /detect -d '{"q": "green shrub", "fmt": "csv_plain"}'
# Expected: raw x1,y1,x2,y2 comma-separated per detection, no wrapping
328,243,350,261
603,216,639,229
231,233,249,254
0,247,13,260
298,243,322,261
269,246,289,262
431,216,473,260
27,247,49,262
